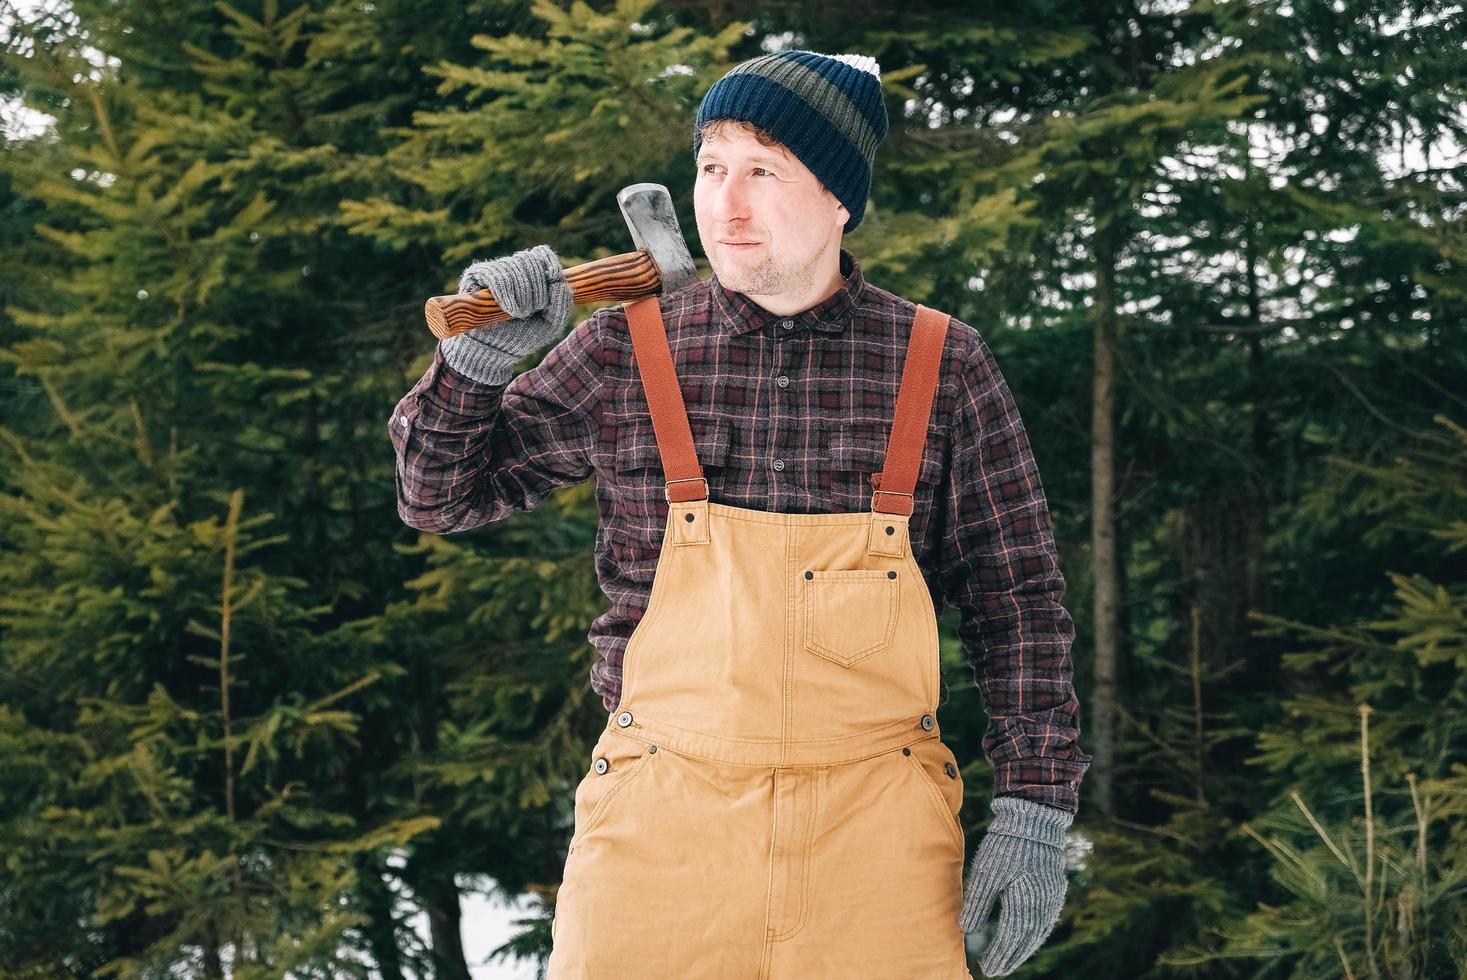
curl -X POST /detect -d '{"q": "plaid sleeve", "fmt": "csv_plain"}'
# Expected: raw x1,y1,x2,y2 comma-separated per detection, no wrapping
938,326,1093,814
388,310,603,534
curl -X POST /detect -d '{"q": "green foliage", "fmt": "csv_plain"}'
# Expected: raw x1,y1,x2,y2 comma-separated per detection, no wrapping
1179,416,1467,978
1,0,1464,977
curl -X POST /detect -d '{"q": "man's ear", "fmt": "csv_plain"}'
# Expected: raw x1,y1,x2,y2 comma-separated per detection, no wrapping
820,183,850,228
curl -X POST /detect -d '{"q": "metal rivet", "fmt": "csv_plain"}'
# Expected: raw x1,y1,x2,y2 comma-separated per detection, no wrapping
885,525,894,535
648,745,658,753
921,714,935,731
594,758,608,774
805,570,813,579
902,746,911,756
685,513,695,522
888,570,897,579
617,711,633,728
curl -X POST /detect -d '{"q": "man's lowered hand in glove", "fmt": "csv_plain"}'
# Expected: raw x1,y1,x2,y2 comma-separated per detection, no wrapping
960,796,1074,977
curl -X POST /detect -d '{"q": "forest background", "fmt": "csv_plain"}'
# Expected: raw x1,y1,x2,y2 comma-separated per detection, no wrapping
1,0,1464,978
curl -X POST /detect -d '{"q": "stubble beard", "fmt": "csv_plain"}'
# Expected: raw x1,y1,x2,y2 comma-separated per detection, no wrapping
715,248,814,301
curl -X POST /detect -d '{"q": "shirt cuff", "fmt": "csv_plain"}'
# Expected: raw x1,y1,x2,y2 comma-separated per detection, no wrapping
991,755,1092,815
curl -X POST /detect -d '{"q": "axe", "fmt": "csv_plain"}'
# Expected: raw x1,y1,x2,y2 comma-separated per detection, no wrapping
423,182,700,339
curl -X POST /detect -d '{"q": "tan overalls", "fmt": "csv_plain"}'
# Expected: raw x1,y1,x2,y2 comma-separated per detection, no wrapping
547,295,973,979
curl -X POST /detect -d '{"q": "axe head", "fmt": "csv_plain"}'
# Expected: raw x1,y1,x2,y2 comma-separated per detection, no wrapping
616,182,699,297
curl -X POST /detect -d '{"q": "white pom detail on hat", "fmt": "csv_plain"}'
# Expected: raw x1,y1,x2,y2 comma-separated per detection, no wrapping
811,52,881,80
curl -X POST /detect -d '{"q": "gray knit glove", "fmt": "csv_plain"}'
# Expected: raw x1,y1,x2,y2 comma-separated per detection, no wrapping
959,796,1074,977
438,243,575,384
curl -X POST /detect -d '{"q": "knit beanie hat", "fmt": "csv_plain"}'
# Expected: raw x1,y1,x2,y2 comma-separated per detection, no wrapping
691,50,888,234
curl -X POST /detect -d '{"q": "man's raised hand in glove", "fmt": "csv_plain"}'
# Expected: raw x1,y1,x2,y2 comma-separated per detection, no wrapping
439,243,575,385
960,796,1074,977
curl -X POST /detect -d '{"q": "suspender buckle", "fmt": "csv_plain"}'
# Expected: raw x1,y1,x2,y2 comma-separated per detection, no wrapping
664,477,709,503
870,488,915,512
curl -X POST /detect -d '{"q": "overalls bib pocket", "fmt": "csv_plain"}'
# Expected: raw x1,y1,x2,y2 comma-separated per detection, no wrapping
802,568,900,667
568,727,657,852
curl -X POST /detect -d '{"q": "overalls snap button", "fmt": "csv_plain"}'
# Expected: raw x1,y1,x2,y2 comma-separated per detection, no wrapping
920,714,935,731
594,758,609,774
902,747,911,756
887,570,897,579
804,570,813,580
685,513,695,522
944,762,958,778
616,711,633,728
885,526,894,535
648,745,658,753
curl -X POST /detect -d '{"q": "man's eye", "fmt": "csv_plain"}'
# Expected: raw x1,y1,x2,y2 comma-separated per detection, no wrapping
699,165,774,176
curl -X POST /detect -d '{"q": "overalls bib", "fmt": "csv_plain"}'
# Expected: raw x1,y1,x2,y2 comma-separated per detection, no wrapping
547,295,973,979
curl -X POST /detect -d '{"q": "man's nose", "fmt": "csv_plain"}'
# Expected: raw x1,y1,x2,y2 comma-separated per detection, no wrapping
710,175,752,223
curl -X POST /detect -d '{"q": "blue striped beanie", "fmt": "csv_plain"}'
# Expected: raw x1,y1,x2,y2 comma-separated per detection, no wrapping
692,51,888,234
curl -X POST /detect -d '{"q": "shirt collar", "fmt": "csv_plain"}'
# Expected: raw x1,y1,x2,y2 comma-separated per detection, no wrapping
711,247,866,337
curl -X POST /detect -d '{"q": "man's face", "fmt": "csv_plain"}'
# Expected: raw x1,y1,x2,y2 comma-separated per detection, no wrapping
693,126,849,301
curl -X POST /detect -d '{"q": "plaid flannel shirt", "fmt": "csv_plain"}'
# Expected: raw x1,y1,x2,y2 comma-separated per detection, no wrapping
388,248,1093,813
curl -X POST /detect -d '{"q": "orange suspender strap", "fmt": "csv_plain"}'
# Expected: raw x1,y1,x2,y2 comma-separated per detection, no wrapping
623,296,952,514
870,304,952,517
625,296,709,503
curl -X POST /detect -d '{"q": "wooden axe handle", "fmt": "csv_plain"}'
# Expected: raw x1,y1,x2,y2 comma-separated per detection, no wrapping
423,249,661,339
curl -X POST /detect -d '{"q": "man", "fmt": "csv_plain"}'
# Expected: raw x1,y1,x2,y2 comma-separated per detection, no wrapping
390,49,1091,978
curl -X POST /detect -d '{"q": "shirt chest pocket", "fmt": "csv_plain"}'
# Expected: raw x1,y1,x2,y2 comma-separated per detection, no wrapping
822,423,947,513
613,415,735,499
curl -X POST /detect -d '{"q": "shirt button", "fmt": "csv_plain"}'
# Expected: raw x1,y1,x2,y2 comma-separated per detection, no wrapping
398,416,408,427
776,375,789,387
781,319,793,330
772,459,785,472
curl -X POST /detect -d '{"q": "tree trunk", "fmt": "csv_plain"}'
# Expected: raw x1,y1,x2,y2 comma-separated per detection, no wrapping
423,870,472,980
202,919,225,979
1089,223,1121,819
361,855,408,980
414,682,472,980
1175,496,1267,672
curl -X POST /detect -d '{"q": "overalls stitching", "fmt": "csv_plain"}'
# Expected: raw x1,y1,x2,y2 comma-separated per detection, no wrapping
783,523,797,765
615,521,675,709
626,708,922,752
767,767,821,942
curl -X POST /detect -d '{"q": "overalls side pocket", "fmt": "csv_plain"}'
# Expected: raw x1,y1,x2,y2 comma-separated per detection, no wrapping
569,727,658,852
902,736,966,850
